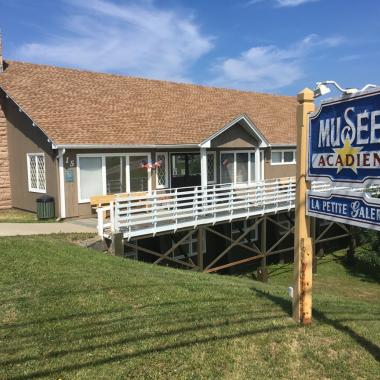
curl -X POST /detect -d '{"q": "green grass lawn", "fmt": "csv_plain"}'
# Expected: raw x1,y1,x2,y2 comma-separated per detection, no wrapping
0,235,379,379
0,208,57,223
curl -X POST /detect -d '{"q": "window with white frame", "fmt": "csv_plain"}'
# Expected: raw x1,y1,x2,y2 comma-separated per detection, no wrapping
172,231,206,259
156,152,168,188
220,151,258,184
271,150,296,165
27,153,46,193
207,152,216,184
77,153,151,202
231,220,258,244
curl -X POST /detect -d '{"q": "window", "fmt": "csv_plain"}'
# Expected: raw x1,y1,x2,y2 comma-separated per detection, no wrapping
221,153,234,184
106,156,126,194
77,153,151,202
129,155,149,192
171,154,186,177
231,220,258,244
236,153,249,183
78,157,103,201
172,231,206,259
27,153,46,193
156,152,168,188
271,150,296,165
187,154,201,176
207,152,216,184
220,151,259,184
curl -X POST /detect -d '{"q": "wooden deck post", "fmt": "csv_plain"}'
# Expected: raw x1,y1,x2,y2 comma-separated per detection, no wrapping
258,216,268,282
293,88,315,325
111,232,124,256
197,227,204,271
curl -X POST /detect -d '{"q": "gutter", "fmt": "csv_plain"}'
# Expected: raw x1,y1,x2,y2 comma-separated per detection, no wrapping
57,148,66,220
54,143,200,149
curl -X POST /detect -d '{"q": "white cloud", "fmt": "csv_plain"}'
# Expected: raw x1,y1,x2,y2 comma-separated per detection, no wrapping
12,0,213,82
276,0,318,7
247,0,319,7
209,34,344,91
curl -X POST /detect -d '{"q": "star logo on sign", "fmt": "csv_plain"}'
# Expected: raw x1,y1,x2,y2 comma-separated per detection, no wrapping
333,138,362,174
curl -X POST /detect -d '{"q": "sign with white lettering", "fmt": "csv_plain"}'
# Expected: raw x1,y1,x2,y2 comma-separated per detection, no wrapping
308,89,380,184
307,190,380,231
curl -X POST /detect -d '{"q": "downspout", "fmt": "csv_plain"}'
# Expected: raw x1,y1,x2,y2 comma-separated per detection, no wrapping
57,148,66,219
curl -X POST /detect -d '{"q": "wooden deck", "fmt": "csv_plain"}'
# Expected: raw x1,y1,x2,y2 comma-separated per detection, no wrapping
96,177,380,240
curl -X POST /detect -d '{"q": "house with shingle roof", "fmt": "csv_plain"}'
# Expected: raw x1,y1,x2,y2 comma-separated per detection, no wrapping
0,54,297,218
0,36,309,268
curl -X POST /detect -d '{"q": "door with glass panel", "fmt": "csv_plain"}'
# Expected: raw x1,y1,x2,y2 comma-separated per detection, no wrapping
170,153,201,188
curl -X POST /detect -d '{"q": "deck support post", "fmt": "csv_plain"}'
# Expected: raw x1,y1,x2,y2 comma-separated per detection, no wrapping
293,88,315,325
257,216,268,282
111,232,124,256
197,227,204,271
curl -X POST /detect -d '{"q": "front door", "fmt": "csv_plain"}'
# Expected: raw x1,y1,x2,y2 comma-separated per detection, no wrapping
171,153,201,188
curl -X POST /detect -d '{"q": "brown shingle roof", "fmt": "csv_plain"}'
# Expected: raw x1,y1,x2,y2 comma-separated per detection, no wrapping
0,60,297,146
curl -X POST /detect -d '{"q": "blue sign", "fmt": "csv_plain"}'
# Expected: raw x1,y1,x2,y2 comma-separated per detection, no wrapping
307,190,380,231
64,168,74,183
308,89,380,184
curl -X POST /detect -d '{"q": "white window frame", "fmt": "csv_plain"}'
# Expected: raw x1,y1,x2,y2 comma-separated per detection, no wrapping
172,231,206,259
26,153,46,193
270,150,296,165
219,150,258,185
231,220,258,244
77,153,152,203
155,152,169,189
207,151,217,184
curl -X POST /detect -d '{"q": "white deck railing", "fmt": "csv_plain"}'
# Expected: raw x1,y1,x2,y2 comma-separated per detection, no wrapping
96,177,380,240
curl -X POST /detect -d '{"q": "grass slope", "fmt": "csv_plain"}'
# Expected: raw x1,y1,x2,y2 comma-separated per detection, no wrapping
0,235,379,379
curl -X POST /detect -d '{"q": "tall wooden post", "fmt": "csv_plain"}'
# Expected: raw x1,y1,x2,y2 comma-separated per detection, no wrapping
293,88,315,324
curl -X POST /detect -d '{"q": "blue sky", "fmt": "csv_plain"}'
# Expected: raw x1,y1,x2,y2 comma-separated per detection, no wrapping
0,0,379,95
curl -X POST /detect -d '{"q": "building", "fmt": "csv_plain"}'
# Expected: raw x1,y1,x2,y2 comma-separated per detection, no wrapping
0,44,349,273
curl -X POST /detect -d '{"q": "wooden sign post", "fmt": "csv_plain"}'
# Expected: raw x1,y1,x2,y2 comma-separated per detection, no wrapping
293,88,315,324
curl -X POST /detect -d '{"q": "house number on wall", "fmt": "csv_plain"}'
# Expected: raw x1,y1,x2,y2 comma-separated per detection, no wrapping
65,157,75,167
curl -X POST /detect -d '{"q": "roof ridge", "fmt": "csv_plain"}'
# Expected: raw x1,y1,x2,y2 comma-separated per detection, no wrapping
3,60,296,100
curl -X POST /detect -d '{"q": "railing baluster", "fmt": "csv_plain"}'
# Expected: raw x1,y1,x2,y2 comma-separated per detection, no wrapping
110,201,115,233
174,188,178,232
152,190,157,236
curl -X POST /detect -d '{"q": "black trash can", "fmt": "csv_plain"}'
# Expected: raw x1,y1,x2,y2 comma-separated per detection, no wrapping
36,195,55,220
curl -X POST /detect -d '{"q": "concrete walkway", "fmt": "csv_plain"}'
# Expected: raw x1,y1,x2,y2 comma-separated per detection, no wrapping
0,218,97,237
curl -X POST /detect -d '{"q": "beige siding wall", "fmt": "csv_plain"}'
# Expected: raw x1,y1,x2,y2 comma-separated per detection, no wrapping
0,96,12,209
263,148,296,179
5,98,58,213
210,124,259,148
